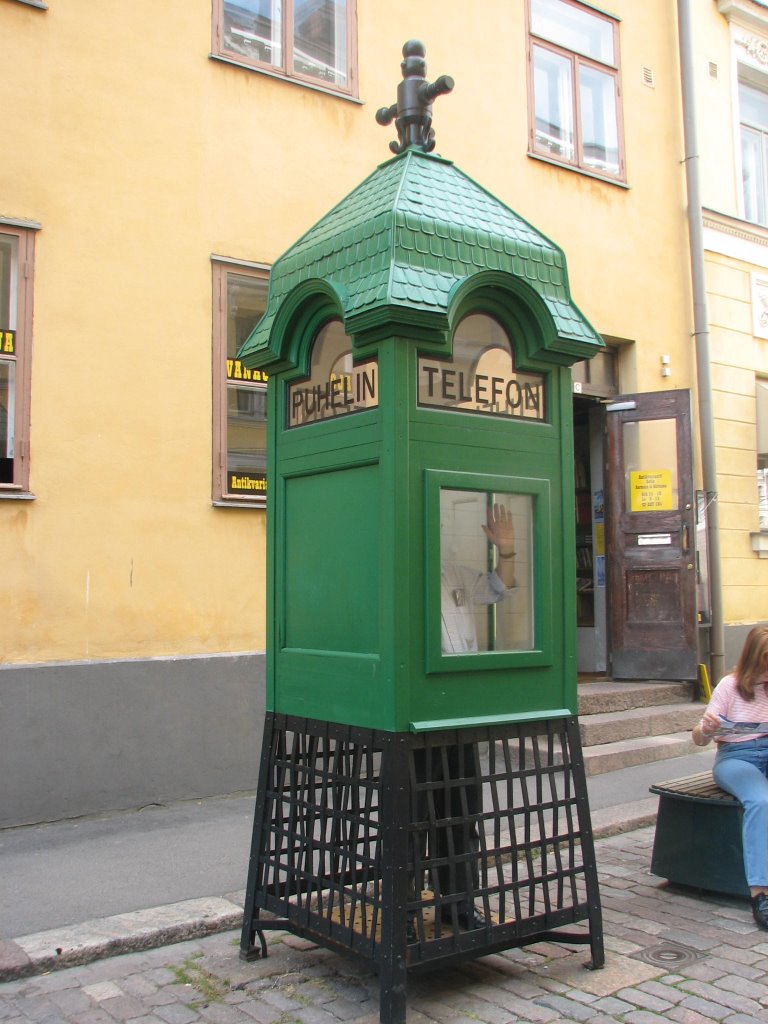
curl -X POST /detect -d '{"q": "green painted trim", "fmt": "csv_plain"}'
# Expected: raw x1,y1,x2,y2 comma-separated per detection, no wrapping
410,709,573,732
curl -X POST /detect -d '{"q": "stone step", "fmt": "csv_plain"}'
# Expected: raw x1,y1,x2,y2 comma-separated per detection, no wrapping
583,731,700,777
578,680,696,716
579,702,703,747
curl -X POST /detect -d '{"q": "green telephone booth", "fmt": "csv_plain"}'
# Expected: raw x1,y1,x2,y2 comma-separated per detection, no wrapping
239,43,604,1024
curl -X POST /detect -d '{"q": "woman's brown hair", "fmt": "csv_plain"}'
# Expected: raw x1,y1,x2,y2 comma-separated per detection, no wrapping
735,625,768,699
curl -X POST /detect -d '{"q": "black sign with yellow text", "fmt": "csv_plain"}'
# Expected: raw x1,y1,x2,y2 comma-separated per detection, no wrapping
228,470,267,497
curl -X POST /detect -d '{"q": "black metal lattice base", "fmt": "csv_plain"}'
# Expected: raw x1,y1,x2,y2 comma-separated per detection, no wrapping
240,714,604,1023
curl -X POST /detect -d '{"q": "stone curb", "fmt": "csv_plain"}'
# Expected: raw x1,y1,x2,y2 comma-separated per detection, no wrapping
0,800,659,985
0,896,245,984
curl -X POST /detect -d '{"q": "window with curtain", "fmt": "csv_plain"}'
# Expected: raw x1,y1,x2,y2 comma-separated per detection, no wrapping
740,74,768,227
528,0,624,181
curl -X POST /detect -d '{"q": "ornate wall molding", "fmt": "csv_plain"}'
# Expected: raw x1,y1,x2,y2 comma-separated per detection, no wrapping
703,207,768,246
718,0,768,34
737,33,768,64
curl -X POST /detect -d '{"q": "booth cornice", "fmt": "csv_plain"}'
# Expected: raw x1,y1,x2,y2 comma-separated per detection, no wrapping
238,149,602,371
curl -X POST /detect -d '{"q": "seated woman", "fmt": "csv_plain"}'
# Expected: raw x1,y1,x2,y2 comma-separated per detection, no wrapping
693,625,768,930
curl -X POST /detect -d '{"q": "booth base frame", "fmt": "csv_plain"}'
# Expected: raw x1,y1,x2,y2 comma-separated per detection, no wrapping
240,713,604,1024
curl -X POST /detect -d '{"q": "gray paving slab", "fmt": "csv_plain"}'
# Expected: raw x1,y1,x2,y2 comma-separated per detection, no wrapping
1,827,765,1024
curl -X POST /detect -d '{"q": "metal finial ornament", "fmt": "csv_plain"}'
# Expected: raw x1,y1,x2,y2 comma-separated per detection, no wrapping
375,40,454,154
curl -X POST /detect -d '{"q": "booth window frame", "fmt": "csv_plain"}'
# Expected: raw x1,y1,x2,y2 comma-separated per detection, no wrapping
424,469,553,675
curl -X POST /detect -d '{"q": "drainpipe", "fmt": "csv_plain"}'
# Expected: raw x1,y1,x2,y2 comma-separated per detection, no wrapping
677,0,726,683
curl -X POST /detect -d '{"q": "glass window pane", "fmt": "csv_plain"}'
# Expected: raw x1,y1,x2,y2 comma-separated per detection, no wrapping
533,45,575,163
227,386,267,496
293,0,347,87
0,360,14,483
579,65,620,175
741,126,766,225
440,488,534,653
757,379,768,464
531,0,614,65
757,379,768,529
622,418,679,513
223,0,282,69
226,274,268,361
0,234,18,330
586,349,617,390
740,79,768,131
225,273,268,498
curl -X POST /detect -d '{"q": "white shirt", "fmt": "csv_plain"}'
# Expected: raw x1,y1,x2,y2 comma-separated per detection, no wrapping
441,564,512,653
707,672,768,743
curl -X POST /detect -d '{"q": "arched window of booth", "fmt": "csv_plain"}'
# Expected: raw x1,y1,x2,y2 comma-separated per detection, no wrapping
287,319,377,428
418,314,545,421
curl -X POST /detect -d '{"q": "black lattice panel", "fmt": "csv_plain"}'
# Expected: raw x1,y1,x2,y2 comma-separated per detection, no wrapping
405,722,595,958
252,718,385,958
241,714,603,977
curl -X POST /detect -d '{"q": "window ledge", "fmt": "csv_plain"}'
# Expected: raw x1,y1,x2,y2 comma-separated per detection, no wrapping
0,489,36,501
11,0,48,8
751,531,768,556
208,53,363,104
527,151,630,189
212,499,265,510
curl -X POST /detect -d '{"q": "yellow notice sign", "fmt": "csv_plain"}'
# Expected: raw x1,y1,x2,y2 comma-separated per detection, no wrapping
630,470,674,512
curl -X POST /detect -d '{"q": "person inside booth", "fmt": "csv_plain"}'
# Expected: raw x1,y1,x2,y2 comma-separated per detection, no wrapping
410,499,518,941
440,501,517,653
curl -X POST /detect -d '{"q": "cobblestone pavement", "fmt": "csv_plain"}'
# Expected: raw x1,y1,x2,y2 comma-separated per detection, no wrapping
3,826,768,1024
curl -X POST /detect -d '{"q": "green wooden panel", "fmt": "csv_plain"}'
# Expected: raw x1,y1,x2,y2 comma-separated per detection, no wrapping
282,463,380,655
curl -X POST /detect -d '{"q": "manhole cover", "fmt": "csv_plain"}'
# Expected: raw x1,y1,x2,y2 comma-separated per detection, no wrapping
633,941,707,968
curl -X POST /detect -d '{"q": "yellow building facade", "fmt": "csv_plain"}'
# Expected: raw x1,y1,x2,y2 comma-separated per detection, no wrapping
2,0,764,825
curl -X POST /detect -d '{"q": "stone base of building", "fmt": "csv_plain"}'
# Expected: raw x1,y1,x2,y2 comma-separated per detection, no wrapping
0,652,265,828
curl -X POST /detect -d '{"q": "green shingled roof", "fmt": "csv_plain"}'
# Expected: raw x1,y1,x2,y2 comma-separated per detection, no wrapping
238,147,601,367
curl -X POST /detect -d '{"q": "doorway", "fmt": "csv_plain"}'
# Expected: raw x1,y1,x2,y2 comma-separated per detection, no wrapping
574,396,607,673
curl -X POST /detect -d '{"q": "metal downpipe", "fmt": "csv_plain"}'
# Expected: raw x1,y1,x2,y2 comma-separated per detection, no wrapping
677,0,725,683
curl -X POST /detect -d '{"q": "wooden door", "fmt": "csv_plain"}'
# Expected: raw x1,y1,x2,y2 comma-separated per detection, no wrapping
605,390,697,680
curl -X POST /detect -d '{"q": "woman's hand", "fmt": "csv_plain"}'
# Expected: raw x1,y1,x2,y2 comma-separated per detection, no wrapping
482,503,515,556
693,711,720,746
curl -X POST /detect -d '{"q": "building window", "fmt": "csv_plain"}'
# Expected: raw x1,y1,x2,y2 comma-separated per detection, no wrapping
212,261,270,505
740,72,768,226
757,378,768,530
213,0,357,96
0,226,35,494
527,0,623,180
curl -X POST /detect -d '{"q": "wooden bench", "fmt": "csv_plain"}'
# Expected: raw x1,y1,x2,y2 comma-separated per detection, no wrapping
649,770,749,898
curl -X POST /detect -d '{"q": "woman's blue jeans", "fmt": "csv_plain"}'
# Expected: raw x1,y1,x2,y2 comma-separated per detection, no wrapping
714,738,768,887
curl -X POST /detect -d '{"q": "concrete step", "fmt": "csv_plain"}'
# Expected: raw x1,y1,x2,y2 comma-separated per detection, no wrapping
578,680,696,716
583,730,700,776
579,702,703,747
